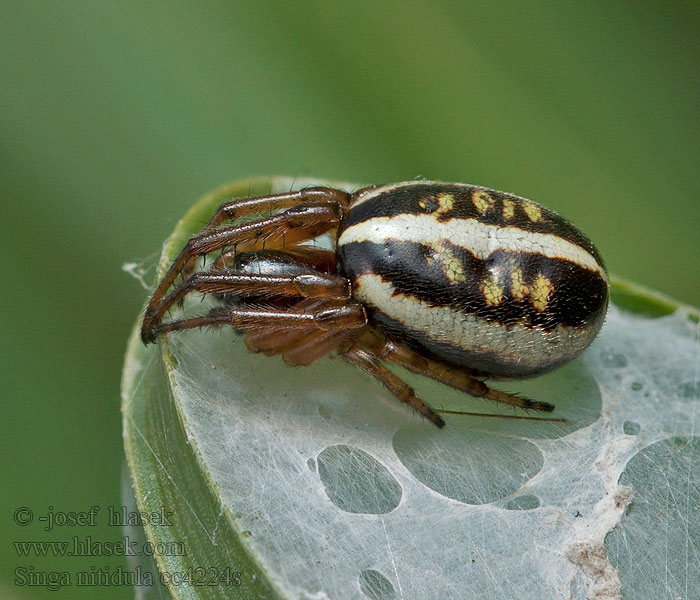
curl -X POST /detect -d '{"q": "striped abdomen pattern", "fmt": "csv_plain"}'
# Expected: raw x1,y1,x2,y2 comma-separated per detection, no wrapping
337,182,609,378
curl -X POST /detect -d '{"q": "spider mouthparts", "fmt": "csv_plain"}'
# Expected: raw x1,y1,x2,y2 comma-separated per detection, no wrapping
140,328,157,345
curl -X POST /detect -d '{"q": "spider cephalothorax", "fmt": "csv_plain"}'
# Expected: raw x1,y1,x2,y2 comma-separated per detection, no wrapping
141,182,609,427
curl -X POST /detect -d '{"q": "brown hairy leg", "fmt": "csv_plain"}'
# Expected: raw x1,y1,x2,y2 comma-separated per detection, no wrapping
150,300,366,339
357,332,555,413
144,269,351,329
341,344,446,428
201,187,351,232
142,197,345,342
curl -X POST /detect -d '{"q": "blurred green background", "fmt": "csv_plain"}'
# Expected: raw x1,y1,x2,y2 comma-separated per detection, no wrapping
1,2,698,598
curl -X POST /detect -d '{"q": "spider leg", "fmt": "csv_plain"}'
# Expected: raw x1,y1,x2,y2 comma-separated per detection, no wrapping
243,298,349,351
149,300,367,340
235,296,369,366
341,344,445,428
201,187,350,232
281,329,358,366
358,333,555,413
178,188,348,278
142,198,344,343
144,270,351,332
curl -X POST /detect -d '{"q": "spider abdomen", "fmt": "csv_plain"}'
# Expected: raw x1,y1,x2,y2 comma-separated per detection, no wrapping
336,181,609,378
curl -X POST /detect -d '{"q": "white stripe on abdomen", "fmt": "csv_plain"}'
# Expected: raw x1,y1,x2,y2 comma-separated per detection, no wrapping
339,214,605,278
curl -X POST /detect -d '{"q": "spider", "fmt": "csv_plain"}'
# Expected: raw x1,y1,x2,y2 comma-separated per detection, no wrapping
140,181,609,428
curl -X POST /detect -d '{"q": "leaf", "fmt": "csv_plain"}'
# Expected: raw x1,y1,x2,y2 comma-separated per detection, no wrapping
122,178,700,600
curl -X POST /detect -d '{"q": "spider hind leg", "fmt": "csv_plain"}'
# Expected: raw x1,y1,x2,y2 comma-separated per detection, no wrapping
357,332,556,414
341,343,446,428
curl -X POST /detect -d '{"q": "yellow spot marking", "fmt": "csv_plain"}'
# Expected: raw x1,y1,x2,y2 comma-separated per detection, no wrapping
418,193,453,216
436,193,454,216
440,244,466,284
482,273,504,306
510,268,528,300
502,199,515,220
531,273,553,311
472,190,494,214
509,268,552,311
426,241,466,284
523,201,542,222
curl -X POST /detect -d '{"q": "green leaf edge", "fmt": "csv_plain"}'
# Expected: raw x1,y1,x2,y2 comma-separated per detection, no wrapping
122,322,280,600
121,177,700,600
609,275,699,321
121,179,289,600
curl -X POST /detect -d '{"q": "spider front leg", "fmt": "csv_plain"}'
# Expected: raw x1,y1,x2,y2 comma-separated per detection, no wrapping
201,186,351,232
144,269,351,331
174,187,351,277
150,300,366,344
141,195,347,343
